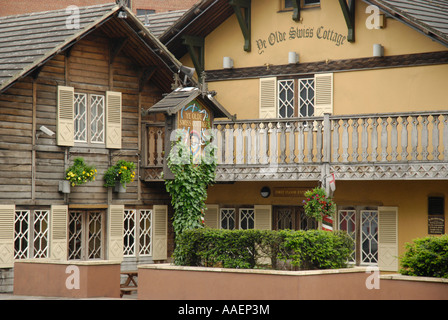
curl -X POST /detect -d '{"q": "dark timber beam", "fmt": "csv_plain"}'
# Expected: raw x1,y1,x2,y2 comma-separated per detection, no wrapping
339,0,355,42
109,37,129,64
182,35,205,82
229,0,251,52
291,0,301,22
139,66,156,92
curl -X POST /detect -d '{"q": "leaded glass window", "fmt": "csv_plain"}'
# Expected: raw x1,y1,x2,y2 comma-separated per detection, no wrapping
123,209,153,257
278,80,295,118
277,78,315,118
14,210,49,260
338,210,356,263
361,210,378,265
220,208,236,230
74,92,105,145
299,78,315,117
90,95,105,143
14,210,30,259
239,208,255,230
68,210,105,260
139,210,152,256
33,210,49,259
74,93,87,142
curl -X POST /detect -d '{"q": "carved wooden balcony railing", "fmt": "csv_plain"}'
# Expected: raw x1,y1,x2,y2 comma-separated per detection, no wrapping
141,111,448,182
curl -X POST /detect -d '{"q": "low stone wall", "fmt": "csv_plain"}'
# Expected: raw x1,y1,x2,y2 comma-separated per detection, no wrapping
14,260,121,298
138,264,448,300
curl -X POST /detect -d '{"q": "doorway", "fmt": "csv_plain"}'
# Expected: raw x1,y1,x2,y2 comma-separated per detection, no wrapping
68,209,106,260
273,206,317,231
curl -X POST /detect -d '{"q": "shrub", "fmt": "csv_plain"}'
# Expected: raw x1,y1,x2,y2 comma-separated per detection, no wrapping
400,235,448,278
173,228,353,270
279,229,354,270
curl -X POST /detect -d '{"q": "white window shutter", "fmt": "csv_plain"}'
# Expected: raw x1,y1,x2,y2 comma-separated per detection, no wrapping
152,205,168,260
204,204,219,229
259,77,277,119
0,205,15,268
50,205,68,261
108,205,124,261
314,73,333,116
378,206,398,272
254,205,272,230
106,91,122,149
57,86,74,146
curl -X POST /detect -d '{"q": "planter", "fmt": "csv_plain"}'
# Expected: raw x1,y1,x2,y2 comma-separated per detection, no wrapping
58,180,71,194
137,264,448,300
14,260,121,298
114,181,126,193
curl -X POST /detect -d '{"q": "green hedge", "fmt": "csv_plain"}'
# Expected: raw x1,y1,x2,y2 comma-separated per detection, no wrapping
400,235,448,278
173,228,354,270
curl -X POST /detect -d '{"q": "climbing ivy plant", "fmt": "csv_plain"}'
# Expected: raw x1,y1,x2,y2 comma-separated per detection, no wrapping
164,130,217,236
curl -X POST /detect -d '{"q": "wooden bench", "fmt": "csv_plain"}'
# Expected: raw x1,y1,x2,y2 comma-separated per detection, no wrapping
120,270,138,297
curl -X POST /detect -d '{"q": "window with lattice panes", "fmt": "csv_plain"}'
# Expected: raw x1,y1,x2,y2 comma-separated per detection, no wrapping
278,77,315,118
239,208,255,230
14,209,49,259
338,208,379,266
68,210,105,260
220,208,236,230
74,93,105,145
123,209,153,257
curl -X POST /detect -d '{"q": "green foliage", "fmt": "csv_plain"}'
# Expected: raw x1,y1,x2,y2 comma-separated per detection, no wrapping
302,187,336,221
279,229,354,270
65,157,97,187
400,235,448,278
104,160,136,187
173,228,354,270
164,131,217,236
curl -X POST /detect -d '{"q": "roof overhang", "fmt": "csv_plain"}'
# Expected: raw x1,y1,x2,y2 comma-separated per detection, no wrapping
0,4,192,94
145,86,234,120
362,0,448,48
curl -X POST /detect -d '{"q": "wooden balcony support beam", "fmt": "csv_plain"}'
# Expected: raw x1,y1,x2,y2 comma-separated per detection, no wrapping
291,0,301,22
182,35,205,81
229,0,251,52
338,0,355,42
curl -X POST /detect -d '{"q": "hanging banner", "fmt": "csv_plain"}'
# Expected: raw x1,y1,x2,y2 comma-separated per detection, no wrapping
322,214,333,231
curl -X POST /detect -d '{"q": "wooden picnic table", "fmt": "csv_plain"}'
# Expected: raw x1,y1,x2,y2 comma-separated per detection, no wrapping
120,270,138,297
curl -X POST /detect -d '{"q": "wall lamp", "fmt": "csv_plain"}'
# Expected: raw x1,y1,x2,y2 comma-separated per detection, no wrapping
288,51,299,64
223,57,234,69
373,44,384,57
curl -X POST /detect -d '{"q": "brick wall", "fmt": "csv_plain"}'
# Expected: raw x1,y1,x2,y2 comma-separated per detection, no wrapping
0,0,197,16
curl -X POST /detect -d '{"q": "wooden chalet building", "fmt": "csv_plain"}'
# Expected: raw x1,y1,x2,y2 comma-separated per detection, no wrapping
0,3,232,293
146,0,448,273
1,0,448,295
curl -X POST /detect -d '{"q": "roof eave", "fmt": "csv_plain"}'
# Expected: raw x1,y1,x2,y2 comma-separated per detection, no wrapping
362,0,448,48
0,4,120,94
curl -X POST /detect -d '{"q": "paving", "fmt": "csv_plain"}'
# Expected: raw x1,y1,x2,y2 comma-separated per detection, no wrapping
0,293,138,300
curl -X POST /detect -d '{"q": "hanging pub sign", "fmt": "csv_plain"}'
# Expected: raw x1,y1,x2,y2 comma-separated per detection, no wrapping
176,99,212,164
145,86,233,179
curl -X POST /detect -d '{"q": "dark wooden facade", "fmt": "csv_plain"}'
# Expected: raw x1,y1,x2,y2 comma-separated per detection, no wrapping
0,5,181,292
0,22,173,206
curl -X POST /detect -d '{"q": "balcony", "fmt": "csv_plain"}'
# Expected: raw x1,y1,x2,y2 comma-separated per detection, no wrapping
141,111,448,182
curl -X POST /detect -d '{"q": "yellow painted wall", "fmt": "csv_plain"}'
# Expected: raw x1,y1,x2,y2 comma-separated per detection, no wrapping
205,0,445,69
184,0,448,119
206,180,448,258
208,63,448,119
